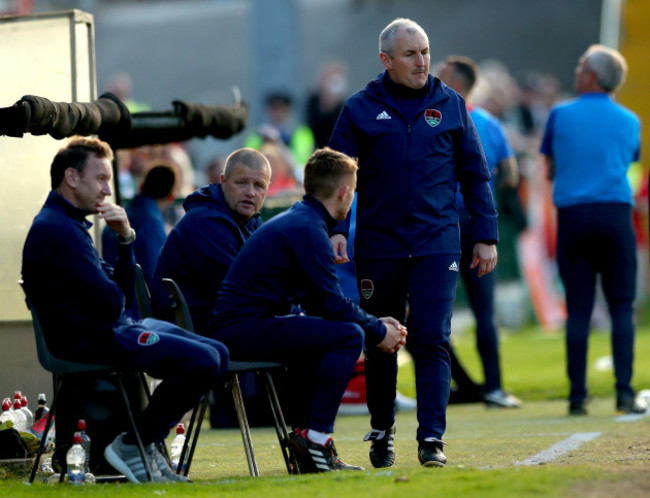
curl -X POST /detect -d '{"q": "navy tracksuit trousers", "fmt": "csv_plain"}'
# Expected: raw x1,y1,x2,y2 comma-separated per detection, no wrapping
357,254,459,441
212,315,364,434
115,318,229,444
459,207,502,392
556,203,637,403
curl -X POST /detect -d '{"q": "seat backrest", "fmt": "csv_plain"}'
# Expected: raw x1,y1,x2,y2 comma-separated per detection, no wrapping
162,278,195,333
18,280,119,375
134,263,154,319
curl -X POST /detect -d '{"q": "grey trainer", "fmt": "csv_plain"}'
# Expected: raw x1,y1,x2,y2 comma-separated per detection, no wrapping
148,444,190,482
104,433,155,483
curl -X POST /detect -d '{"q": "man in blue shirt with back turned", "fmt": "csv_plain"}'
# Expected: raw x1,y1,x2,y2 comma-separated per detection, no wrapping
541,44,646,416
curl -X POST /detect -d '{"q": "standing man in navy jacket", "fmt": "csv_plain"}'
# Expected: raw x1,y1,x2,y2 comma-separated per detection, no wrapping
152,148,271,333
329,18,498,468
22,137,229,483
209,148,407,473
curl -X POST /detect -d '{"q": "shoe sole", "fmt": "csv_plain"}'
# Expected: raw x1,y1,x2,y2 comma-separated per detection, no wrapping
104,444,142,484
421,460,445,468
485,402,521,408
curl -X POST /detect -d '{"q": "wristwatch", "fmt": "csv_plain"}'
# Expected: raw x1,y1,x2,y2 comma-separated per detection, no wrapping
119,228,137,245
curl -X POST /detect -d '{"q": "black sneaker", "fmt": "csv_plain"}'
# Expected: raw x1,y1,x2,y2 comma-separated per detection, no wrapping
290,430,362,473
327,439,364,471
364,426,395,468
417,438,447,467
569,399,589,416
616,394,648,414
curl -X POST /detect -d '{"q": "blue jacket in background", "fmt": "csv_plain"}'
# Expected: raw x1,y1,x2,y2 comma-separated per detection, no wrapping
153,183,262,333
102,194,168,318
210,195,386,346
329,72,498,258
22,191,135,362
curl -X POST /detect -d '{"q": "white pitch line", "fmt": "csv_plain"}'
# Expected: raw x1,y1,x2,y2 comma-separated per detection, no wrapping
614,410,649,422
516,432,601,466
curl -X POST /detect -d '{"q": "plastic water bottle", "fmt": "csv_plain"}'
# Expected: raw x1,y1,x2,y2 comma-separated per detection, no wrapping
20,396,34,428
0,398,15,425
77,419,92,473
11,398,27,431
66,432,85,485
34,393,49,422
170,423,186,471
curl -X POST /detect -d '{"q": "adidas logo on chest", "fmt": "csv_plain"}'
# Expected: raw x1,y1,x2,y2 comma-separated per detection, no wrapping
376,111,391,120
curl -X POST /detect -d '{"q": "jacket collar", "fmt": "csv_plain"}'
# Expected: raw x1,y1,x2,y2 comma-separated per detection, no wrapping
47,191,93,229
365,71,452,109
302,194,339,231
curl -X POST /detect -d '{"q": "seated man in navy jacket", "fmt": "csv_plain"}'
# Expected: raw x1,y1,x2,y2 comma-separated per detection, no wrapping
152,148,271,334
21,137,228,484
209,147,407,473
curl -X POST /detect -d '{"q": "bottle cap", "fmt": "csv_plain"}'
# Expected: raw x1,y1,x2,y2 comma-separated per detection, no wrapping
38,393,46,403
2,399,10,411
73,432,82,444
176,423,185,435
14,391,22,400
13,399,22,410
21,396,28,407
77,419,87,431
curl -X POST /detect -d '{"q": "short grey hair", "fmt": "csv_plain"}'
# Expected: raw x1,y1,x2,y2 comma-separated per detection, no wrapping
583,44,628,93
379,18,428,57
223,147,271,179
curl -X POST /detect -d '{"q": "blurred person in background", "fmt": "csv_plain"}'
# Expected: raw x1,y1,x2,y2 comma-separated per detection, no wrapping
259,141,302,197
540,44,647,416
307,60,350,149
102,163,177,299
329,18,498,468
438,55,522,409
246,91,315,182
206,156,225,185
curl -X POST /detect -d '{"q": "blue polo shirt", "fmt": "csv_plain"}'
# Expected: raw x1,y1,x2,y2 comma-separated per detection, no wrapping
457,106,513,209
540,93,640,208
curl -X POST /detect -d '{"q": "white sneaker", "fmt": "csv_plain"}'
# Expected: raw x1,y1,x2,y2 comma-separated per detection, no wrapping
483,389,523,408
395,391,417,411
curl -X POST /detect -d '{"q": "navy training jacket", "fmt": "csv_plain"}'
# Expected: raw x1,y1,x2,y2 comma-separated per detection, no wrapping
21,191,134,362
329,72,498,259
152,183,262,333
211,195,387,346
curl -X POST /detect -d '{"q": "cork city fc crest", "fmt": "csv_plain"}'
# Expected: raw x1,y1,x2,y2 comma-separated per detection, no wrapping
360,279,374,300
137,331,160,346
424,109,442,127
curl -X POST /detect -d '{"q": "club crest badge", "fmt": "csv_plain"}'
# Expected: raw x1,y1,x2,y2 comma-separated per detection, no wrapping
137,331,160,346
424,109,442,127
360,279,374,300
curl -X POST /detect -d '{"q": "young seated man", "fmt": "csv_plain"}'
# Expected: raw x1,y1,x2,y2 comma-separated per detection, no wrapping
21,136,229,483
208,147,407,473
